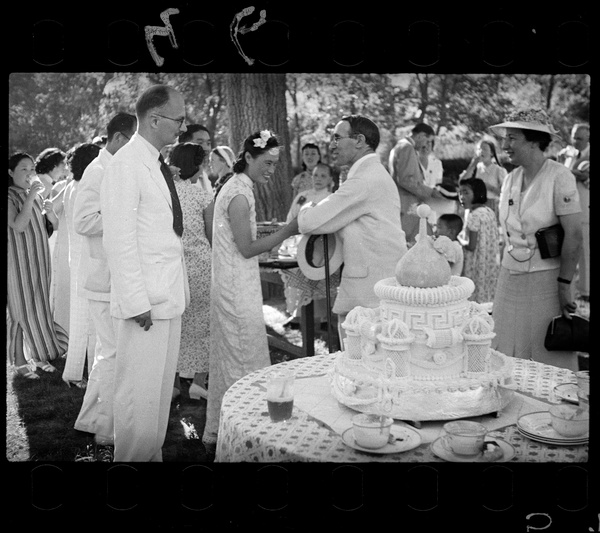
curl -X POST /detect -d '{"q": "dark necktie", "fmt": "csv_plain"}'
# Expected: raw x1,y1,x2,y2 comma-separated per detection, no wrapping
158,154,184,237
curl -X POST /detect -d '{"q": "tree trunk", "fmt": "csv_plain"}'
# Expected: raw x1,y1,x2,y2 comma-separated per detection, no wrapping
225,73,293,221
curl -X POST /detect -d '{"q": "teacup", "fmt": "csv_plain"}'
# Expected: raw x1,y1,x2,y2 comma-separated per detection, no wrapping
441,420,487,456
352,413,393,449
549,404,589,437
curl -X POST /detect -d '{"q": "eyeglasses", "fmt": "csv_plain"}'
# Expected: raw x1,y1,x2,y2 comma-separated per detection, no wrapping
120,132,131,141
153,113,186,128
330,133,358,145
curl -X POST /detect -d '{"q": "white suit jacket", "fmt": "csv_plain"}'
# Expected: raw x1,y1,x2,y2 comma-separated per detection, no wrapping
100,133,189,320
73,148,112,301
298,153,407,314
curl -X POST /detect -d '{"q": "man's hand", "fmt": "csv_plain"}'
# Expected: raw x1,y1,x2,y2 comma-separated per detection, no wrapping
133,310,153,331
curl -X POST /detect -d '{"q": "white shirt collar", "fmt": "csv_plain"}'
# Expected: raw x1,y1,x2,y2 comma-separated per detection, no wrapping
347,152,378,180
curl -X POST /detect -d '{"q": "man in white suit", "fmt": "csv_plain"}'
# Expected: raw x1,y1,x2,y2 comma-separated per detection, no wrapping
101,85,189,462
298,115,408,342
73,112,137,446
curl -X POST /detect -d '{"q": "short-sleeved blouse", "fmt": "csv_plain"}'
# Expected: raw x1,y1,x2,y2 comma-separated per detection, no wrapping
498,158,581,273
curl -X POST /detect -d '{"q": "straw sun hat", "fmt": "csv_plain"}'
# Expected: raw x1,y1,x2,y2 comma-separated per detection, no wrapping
489,108,562,140
296,233,343,281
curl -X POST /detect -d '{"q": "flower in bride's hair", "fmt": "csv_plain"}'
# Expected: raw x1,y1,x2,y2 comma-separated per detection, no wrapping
253,130,272,148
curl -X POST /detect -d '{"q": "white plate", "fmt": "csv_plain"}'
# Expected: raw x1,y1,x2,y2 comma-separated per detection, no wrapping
341,425,422,454
516,424,588,444
553,383,580,403
431,437,515,463
516,427,588,447
517,411,588,444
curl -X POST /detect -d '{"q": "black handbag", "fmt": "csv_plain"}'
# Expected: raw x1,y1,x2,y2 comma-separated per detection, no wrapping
535,224,564,259
544,314,589,353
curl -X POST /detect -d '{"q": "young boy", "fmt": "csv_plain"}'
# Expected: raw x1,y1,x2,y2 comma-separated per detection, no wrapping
434,213,464,276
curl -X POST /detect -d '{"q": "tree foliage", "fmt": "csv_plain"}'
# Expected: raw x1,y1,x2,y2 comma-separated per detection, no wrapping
9,71,589,213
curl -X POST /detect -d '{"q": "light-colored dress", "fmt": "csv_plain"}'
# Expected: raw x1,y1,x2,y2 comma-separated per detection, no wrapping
290,170,313,199
284,187,332,320
7,187,68,364
203,173,271,445
174,179,213,378
462,205,499,303
49,179,71,334
474,162,507,215
62,179,96,382
492,159,581,371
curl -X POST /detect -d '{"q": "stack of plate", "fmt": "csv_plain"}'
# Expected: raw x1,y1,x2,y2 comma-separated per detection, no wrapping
517,411,588,446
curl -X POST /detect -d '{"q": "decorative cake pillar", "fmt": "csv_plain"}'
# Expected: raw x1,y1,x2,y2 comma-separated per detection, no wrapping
377,319,414,377
341,307,367,358
461,314,496,373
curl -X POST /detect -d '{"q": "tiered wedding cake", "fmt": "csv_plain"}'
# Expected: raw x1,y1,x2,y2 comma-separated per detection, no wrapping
329,205,515,421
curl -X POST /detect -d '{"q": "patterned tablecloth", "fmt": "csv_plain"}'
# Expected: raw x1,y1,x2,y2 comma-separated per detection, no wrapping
215,354,588,463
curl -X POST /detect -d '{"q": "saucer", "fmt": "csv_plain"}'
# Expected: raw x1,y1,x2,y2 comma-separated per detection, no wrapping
553,383,580,403
341,425,422,454
517,411,588,445
430,437,515,463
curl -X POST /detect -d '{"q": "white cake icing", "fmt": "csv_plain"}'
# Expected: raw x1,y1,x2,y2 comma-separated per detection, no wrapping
329,204,515,421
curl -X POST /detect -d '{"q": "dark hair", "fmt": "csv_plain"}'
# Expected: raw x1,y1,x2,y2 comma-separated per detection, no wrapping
67,143,101,181
35,147,66,174
437,213,463,235
8,151,34,188
107,112,137,142
168,142,205,180
340,114,380,151
135,84,173,120
300,143,321,171
232,130,280,174
521,129,552,152
479,139,501,166
412,122,435,136
179,124,210,144
459,177,488,205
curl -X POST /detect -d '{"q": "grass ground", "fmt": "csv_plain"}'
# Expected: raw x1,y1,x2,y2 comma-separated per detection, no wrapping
5,298,334,463
6,294,588,463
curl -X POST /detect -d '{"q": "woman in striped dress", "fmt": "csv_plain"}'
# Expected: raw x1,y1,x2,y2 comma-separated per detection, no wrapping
7,152,68,378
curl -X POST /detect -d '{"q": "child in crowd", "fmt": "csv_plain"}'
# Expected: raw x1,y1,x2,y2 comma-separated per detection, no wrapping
281,162,335,326
458,177,500,303
202,130,299,453
286,162,334,222
433,213,464,276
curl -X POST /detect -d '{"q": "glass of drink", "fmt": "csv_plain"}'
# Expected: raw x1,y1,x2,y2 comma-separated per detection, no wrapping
266,368,295,422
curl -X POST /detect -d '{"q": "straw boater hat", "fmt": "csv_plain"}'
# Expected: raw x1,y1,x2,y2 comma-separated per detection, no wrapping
488,108,562,140
296,233,344,281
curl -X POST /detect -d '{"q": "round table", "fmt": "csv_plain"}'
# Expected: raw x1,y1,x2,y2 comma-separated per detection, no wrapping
215,354,588,462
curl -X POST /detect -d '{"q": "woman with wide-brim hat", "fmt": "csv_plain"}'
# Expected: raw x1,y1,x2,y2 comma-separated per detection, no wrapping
489,108,583,371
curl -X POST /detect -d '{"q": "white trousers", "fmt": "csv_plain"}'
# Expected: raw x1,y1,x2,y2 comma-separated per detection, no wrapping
113,316,181,462
74,300,116,442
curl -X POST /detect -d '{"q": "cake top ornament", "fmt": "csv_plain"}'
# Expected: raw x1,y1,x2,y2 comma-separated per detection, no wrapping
394,204,451,287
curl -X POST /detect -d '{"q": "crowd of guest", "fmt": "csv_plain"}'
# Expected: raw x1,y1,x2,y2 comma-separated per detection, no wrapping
8,83,588,461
